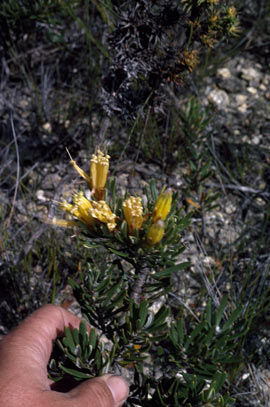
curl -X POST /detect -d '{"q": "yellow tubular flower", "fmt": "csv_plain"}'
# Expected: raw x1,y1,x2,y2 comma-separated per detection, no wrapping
59,192,95,227
90,150,110,201
146,220,165,246
58,193,116,232
123,196,144,235
91,200,117,232
152,189,172,223
67,148,110,201
228,6,236,18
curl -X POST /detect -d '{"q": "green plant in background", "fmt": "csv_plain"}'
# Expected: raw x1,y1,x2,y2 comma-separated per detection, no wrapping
47,147,251,406
179,98,220,215
129,97,219,218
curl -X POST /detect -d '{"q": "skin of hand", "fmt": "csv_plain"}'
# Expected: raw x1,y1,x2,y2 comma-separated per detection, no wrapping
0,304,129,407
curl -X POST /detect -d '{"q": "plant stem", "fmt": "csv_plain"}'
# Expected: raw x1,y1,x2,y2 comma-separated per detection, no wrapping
130,263,149,304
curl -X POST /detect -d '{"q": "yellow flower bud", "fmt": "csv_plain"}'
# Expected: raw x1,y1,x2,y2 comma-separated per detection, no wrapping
123,196,144,235
90,149,110,201
152,189,172,223
146,220,165,246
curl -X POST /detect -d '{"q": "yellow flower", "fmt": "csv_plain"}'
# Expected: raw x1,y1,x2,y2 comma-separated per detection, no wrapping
90,150,110,200
209,12,219,28
228,6,236,18
228,21,241,36
67,148,110,201
90,200,117,232
56,192,116,232
152,189,172,223
181,50,199,72
123,196,144,235
59,192,95,227
146,220,165,246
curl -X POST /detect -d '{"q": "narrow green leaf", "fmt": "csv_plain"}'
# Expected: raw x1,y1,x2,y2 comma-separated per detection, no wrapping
221,306,243,333
109,248,129,258
63,327,75,353
154,262,190,279
206,299,212,327
60,365,91,379
89,328,97,350
216,295,228,327
138,301,149,329
149,179,158,202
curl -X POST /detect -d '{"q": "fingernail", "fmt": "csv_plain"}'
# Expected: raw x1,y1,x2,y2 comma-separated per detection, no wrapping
106,375,129,405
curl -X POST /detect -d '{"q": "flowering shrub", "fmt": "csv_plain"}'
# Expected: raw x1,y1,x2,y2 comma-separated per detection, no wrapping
49,148,247,406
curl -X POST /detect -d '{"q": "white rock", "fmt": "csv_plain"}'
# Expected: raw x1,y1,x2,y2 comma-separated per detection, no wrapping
37,189,47,201
217,67,231,80
42,122,52,133
207,89,229,110
241,67,261,81
235,94,247,105
247,87,257,95
237,103,247,113
252,136,260,145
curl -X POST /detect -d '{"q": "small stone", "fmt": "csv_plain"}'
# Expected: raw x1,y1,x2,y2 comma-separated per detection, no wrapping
225,203,236,214
42,122,52,133
263,74,270,85
237,103,247,113
34,265,42,273
207,89,229,110
217,67,231,80
247,87,257,95
241,67,261,82
252,136,260,145
36,189,47,201
235,94,247,105
19,99,29,108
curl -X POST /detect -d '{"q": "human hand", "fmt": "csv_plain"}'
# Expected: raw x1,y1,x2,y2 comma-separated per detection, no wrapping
0,304,129,407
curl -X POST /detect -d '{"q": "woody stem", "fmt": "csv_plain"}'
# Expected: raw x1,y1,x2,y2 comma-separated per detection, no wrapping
130,263,149,304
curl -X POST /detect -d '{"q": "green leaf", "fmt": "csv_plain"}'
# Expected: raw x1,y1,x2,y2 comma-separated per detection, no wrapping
60,365,91,379
63,327,75,353
150,179,158,202
216,295,228,327
79,321,89,350
109,248,129,258
89,328,97,349
206,299,212,327
153,262,190,280
138,301,149,329
185,322,205,351
221,306,243,333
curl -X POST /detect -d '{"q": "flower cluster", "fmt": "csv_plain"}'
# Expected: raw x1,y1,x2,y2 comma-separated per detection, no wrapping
51,148,172,247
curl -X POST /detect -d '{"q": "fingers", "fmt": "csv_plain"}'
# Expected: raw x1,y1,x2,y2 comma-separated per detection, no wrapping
0,306,130,407
66,375,129,407
0,305,83,388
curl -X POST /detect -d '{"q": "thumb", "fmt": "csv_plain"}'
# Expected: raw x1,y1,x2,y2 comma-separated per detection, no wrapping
68,374,129,407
